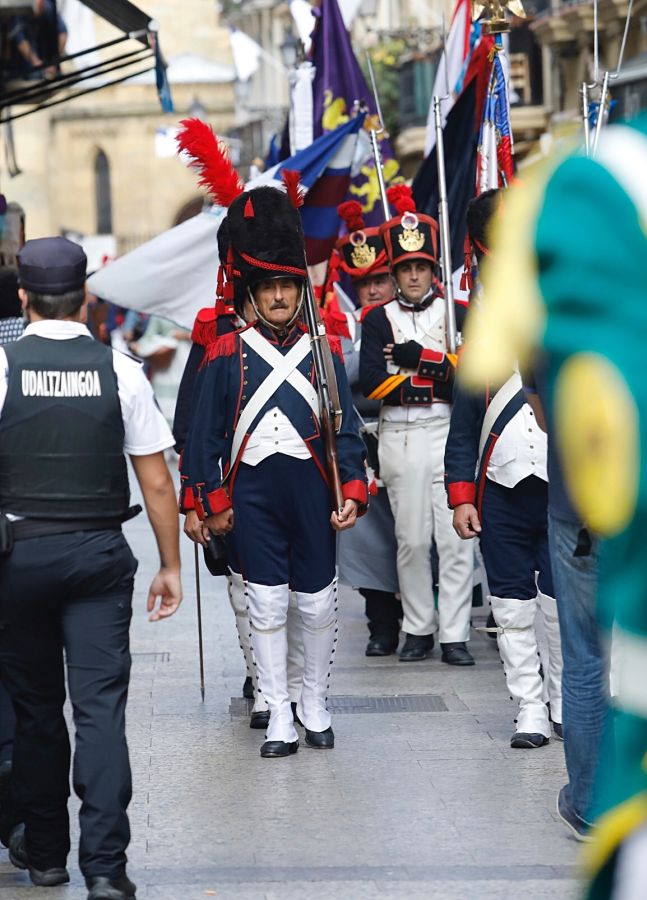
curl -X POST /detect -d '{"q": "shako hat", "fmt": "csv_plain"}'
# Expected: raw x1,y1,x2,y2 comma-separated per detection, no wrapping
18,237,87,295
335,200,390,281
176,119,307,316
379,184,438,269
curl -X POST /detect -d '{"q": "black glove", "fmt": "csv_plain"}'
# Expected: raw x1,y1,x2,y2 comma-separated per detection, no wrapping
391,340,423,370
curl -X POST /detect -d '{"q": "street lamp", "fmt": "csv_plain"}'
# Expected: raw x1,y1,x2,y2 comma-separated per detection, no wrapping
280,30,300,70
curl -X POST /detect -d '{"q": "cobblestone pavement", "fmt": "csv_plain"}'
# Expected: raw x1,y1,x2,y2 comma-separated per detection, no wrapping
0,489,582,899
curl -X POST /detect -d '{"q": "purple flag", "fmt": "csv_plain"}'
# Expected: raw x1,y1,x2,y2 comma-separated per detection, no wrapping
309,0,399,226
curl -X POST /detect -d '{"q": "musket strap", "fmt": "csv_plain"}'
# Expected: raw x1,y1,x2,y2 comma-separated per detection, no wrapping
228,331,319,472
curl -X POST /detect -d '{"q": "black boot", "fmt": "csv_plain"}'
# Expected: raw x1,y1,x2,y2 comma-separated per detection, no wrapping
361,589,401,656
399,633,434,661
86,873,137,900
8,824,70,887
242,676,254,699
249,710,270,729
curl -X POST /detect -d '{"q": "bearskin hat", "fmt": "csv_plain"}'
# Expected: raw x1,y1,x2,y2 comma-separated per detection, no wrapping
335,200,390,281
379,184,438,269
176,118,307,316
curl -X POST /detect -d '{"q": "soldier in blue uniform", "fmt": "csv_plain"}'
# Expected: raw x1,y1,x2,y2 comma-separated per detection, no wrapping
0,238,182,900
445,190,563,749
183,181,367,758
359,184,474,665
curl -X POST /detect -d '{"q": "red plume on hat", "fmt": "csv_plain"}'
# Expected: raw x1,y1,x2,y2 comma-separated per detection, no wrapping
281,169,305,209
176,118,244,207
337,200,365,233
386,184,417,216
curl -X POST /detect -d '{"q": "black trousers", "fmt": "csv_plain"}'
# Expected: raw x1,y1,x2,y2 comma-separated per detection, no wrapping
360,589,402,641
0,529,137,878
0,677,14,765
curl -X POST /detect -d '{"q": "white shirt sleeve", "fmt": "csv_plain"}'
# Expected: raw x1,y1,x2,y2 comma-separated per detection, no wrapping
111,349,175,456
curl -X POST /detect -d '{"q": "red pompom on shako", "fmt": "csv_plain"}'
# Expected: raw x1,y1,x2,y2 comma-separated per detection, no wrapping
379,183,438,269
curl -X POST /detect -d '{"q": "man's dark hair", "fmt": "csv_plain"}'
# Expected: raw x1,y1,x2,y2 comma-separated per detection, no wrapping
26,288,85,319
466,188,501,260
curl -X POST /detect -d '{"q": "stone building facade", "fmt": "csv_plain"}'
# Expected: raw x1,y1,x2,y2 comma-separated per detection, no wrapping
5,0,236,253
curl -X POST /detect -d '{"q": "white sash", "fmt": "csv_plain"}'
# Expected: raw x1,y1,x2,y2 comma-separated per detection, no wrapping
228,330,319,472
478,372,523,462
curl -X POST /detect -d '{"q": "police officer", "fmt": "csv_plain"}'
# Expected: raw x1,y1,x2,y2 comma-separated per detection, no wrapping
0,237,182,900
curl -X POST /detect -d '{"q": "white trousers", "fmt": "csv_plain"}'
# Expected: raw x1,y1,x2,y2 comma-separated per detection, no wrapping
379,416,474,642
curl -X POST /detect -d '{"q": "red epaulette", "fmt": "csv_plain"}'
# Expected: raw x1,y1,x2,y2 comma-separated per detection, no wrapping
359,297,393,323
191,302,238,347
201,329,240,367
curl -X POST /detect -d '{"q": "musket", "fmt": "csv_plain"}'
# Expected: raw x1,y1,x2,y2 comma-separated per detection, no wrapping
433,95,459,357
193,543,205,701
301,274,345,514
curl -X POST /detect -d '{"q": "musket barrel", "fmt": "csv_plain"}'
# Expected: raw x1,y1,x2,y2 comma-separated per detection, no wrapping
433,96,458,355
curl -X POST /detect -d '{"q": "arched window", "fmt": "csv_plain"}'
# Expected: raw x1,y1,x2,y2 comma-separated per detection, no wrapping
95,149,113,234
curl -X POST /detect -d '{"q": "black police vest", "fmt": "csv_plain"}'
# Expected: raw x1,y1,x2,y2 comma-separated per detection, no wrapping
0,334,131,520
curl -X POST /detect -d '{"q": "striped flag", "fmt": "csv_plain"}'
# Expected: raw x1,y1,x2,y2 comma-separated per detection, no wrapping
423,0,473,157
476,37,514,193
248,112,366,264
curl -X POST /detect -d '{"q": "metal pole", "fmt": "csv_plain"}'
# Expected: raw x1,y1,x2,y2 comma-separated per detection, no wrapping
433,95,458,355
582,82,591,156
194,543,205,701
364,54,391,221
369,128,391,222
592,70,610,157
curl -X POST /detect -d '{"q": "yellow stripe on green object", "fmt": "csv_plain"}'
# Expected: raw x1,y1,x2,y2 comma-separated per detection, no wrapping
555,353,639,536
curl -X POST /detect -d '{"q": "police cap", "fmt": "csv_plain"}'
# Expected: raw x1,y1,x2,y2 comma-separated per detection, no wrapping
18,237,87,295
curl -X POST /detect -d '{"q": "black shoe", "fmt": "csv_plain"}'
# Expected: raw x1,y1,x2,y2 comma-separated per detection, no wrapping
366,637,398,656
242,676,254,699
260,740,299,758
86,873,137,900
510,732,549,749
305,727,335,749
291,701,303,726
553,722,564,741
399,633,434,661
8,824,70,887
249,709,270,729
440,642,475,666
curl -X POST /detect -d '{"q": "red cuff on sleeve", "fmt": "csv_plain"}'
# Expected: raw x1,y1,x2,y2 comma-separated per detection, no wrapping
447,481,477,508
420,348,444,364
180,485,196,512
206,487,232,515
343,479,368,510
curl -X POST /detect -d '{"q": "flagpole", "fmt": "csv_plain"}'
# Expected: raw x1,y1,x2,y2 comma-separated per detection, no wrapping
365,52,391,222
433,95,459,356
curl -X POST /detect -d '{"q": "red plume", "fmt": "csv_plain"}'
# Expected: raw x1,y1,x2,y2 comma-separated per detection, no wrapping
337,200,364,232
281,169,305,208
176,118,244,208
386,184,417,216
